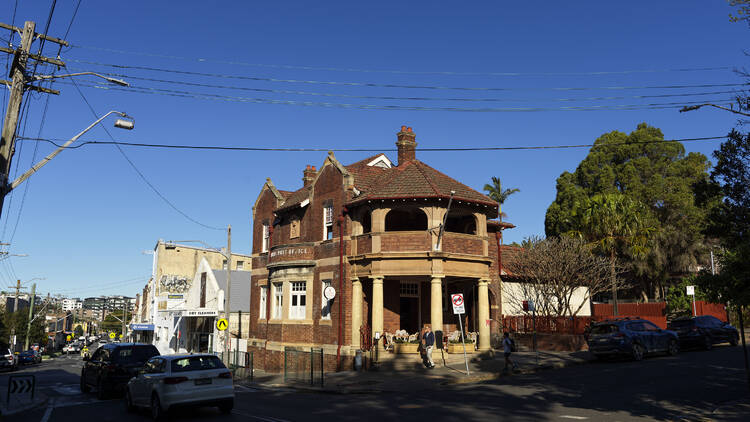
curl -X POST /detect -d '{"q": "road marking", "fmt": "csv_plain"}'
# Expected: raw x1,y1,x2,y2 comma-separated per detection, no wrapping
39,398,55,422
560,416,588,420
232,410,290,422
235,384,260,392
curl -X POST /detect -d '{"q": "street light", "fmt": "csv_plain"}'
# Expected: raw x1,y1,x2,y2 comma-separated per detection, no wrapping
8,111,134,192
679,103,750,117
33,71,129,87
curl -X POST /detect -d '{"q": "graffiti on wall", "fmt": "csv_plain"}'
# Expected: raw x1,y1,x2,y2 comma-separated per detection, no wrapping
159,274,191,293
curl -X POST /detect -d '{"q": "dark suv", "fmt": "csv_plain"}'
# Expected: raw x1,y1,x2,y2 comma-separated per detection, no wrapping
80,343,160,399
587,318,679,361
667,315,740,350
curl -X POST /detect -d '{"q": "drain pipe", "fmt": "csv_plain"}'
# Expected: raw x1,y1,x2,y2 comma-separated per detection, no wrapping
336,207,348,371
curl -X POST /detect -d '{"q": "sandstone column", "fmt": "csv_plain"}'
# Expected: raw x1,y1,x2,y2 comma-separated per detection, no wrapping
371,276,384,338
351,277,362,349
430,276,444,337
477,278,491,351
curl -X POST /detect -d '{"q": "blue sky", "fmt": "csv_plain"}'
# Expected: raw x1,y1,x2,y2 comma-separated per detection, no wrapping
0,1,747,299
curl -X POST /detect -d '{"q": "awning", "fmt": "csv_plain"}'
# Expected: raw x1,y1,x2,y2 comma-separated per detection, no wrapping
129,323,155,331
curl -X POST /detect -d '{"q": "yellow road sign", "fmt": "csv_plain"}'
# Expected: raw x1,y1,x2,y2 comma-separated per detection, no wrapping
119,334,123,339
66,335,71,341
109,332,116,339
216,318,228,331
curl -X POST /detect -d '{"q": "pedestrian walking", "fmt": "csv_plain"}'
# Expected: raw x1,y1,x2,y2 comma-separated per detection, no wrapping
503,332,518,372
422,324,436,369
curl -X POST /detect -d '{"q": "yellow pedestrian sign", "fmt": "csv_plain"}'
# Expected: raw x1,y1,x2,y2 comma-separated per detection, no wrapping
119,334,123,340
66,335,71,341
216,318,228,331
109,332,116,339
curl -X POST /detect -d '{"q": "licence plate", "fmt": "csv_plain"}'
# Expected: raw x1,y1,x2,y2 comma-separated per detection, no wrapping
194,378,212,385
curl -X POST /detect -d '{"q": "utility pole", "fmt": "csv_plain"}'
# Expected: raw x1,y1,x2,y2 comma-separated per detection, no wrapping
224,225,232,360
0,21,66,218
24,283,35,350
12,279,24,312
121,299,127,340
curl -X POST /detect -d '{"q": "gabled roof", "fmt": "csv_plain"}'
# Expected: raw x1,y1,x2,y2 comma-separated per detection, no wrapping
347,159,496,207
276,186,311,212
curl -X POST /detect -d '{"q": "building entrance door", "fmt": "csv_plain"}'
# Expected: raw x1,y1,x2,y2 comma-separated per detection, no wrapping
400,297,419,333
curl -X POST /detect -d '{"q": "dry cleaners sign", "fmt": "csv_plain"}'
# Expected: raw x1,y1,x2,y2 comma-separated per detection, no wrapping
184,309,218,317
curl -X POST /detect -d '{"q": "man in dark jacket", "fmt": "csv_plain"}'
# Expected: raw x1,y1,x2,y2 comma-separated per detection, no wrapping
422,324,435,368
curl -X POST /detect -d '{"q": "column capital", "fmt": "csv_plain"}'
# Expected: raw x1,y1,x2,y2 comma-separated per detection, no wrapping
478,278,491,285
350,276,361,283
430,274,445,281
371,275,384,283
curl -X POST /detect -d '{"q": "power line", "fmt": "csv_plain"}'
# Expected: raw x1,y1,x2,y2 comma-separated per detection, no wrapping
54,80,737,112
68,44,733,77
63,66,224,231
62,68,745,104
68,59,748,92
17,135,727,153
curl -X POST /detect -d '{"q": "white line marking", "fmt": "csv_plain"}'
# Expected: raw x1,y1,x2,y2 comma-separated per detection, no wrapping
232,410,291,422
560,416,588,420
39,398,54,422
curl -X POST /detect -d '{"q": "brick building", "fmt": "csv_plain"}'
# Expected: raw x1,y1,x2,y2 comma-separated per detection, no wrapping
249,126,511,371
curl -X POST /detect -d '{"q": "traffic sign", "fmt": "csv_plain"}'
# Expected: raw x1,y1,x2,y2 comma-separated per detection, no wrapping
109,332,116,339
7,374,35,405
66,335,71,341
119,334,123,340
686,285,695,296
216,318,229,331
451,293,465,314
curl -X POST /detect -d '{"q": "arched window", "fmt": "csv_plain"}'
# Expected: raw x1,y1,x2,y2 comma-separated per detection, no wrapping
444,211,477,234
384,207,428,231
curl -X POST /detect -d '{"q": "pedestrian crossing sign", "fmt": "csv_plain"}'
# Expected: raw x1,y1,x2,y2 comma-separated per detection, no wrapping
109,332,116,339
216,318,228,331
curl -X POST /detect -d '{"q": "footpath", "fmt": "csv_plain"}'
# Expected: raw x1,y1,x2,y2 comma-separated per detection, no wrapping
241,348,592,394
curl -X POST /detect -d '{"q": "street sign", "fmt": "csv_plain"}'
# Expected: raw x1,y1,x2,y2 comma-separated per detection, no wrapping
109,332,116,339
686,285,695,296
451,293,465,315
66,335,71,341
7,375,34,407
216,318,229,331
118,334,123,340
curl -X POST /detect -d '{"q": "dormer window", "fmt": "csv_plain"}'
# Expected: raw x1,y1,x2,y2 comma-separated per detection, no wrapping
324,204,334,240
366,154,393,168
262,222,270,253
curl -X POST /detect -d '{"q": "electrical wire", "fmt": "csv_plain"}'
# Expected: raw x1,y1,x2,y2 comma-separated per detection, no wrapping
68,44,733,77
68,59,748,93
61,68,746,104
56,80,737,112
63,66,224,231
17,135,728,153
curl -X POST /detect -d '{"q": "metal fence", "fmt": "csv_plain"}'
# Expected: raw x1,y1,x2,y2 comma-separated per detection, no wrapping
217,350,254,381
283,347,324,386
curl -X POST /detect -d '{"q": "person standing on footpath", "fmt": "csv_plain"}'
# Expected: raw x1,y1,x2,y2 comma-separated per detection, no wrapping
503,332,518,372
422,324,435,369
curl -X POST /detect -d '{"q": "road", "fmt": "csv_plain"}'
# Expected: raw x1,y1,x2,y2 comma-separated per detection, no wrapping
1,344,747,421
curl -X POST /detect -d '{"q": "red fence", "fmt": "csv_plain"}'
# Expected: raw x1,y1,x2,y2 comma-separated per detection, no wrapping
502,315,592,335
693,301,728,322
593,302,667,328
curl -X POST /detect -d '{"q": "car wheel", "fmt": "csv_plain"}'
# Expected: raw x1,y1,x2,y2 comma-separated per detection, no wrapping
703,336,713,351
632,343,645,361
218,399,234,414
125,389,135,413
151,393,164,421
667,339,679,356
730,335,739,347
80,372,90,393
96,378,107,400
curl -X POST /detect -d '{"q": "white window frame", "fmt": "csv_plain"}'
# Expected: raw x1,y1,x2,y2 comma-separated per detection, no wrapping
321,279,332,320
324,205,334,240
236,261,244,270
262,223,270,253
290,281,307,320
272,282,283,319
259,286,267,319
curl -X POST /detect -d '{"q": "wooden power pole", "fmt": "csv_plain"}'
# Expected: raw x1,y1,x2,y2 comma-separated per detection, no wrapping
0,21,66,218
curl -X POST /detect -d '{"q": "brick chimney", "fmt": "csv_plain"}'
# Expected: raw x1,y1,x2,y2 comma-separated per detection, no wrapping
303,165,316,186
396,125,416,166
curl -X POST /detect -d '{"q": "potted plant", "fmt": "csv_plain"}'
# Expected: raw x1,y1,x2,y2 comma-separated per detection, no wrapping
392,337,421,354
446,337,476,354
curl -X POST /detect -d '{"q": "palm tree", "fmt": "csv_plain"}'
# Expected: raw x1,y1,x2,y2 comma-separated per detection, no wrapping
483,176,520,219
570,193,655,315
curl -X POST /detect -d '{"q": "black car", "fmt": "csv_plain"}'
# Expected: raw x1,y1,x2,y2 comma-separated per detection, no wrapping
80,343,160,399
667,315,740,350
587,318,680,361
18,349,42,365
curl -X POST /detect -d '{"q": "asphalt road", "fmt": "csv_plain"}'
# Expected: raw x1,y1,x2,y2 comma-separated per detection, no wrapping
2,344,748,421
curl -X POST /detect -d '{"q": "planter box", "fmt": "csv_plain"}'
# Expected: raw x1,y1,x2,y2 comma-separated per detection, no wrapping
447,343,476,354
393,343,420,354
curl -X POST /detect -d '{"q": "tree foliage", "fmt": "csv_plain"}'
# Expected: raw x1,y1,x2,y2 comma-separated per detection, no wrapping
503,236,617,318
728,0,750,24
666,276,707,317
483,176,519,218
545,123,718,300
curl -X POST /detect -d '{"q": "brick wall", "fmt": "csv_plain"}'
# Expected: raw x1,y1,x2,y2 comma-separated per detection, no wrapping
442,232,483,255
380,231,430,252
355,234,372,255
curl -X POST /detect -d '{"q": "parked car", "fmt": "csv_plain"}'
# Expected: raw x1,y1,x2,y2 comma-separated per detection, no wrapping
17,349,42,365
125,354,234,419
1,347,18,371
667,315,740,350
587,318,680,361
80,343,160,399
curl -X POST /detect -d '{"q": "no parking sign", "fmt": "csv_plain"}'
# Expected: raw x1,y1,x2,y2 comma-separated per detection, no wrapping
451,293,465,314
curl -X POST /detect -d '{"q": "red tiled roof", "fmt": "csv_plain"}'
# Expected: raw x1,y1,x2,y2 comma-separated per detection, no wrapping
276,186,311,211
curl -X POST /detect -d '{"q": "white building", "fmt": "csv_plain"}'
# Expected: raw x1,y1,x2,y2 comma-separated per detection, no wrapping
61,298,83,312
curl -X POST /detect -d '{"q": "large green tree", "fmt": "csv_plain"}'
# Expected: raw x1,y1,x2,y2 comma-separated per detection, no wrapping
545,123,719,300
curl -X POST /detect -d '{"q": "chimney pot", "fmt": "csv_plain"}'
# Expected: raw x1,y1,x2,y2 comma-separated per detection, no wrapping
396,126,417,166
407,127,412,132
401,125,407,132
303,164,317,186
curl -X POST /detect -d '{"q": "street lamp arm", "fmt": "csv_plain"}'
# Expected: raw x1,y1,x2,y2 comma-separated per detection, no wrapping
33,72,129,87
680,103,750,117
167,240,228,258
8,111,133,192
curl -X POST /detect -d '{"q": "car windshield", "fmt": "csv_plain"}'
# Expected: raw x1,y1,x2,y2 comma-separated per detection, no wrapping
171,356,226,373
112,346,159,364
590,324,618,335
